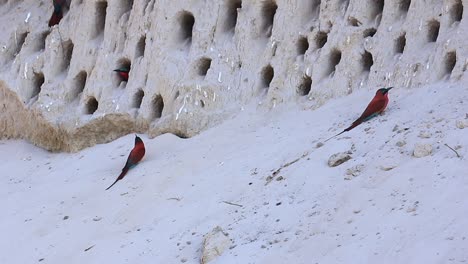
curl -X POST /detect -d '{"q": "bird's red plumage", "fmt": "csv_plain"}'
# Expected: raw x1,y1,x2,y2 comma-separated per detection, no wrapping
345,91,389,131
117,71,129,82
48,12,63,27
324,88,392,142
106,136,145,190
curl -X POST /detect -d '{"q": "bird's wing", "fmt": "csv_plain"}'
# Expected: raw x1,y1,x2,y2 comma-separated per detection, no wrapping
126,147,145,167
358,97,387,121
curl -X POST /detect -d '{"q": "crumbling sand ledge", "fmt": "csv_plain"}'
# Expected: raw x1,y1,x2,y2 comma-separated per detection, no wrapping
0,0,467,151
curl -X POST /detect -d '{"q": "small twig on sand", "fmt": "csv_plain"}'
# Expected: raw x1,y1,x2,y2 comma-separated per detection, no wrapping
444,143,461,158
222,201,243,207
167,197,182,201
84,245,95,252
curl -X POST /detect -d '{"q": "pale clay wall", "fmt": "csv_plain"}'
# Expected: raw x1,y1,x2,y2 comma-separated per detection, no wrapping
0,0,467,151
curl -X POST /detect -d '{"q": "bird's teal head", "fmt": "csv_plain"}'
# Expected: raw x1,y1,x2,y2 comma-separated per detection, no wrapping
377,87,393,95
53,4,62,12
114,67,130,73
135,135,143,145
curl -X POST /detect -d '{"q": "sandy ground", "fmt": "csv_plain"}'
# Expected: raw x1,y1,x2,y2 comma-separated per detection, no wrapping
1,83,468,264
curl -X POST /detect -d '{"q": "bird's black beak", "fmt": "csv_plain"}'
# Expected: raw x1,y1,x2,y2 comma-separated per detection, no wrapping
386,87,394,91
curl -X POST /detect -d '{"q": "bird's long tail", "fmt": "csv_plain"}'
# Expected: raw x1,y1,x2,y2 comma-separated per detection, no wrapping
105,167,128,190
324,119,363,142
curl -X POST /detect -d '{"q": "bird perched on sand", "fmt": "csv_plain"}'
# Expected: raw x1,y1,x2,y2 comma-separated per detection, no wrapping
325,87,393,142
48,0,66,27
114,67,130,82
106,135,146,190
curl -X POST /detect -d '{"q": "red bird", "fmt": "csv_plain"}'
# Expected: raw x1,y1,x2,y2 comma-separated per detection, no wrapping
325,87,393,142
106,135,146,190
48,0,66,27
114,67,130,82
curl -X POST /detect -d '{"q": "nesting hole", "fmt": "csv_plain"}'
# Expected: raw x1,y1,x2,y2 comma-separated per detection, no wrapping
444,51,457,77
135,35,146,58
361,51,373,72
120,0,134,15
94,1,108,38
199,100,205,108
261,0,278,38
196,57,212,76
370,0,384,20
151,94,164,119
327,49,342,76
398,0,411,14
363,28,377,38
450,0,463,23
223,0,242,32
261,64,274,88
315,31,328,49
60,40,74,73
177,11,195,45
115,58,131,84
133,89,144,108
14,31,29,56
308,0,321,19
85,97,98,115
72,70,87,98
427,20,440,42
394,33,406,54
296,36,309,55
297,75,312,96
348,16,360,26
30,31,49,52
32,72,44,99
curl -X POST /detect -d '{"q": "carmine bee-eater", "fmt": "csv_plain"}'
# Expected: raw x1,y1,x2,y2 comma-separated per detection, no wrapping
114,67,130,82
106,135,146,190
325,87,393,142
48,0,66,27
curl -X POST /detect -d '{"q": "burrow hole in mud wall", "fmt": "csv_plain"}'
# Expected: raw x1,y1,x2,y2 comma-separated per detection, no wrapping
144,0,153,14
59,40,74,73
135,35,146,58
33,31,50,52
261,64,274,89
326,49,341,76
13,31,29,57
151,94,164,119
398,0,411,15
72,70,87,99
340,0,350,12
94,1,108,38
361,51,373,72
444,51,457,77
363,28,377,38
348,16,360,26
133,89,144,108
178,11,195,46
85,96,98,115
315,31,327,49
118,0,134,16
296,36,309,55
261,0,277,38
450,0,463,24
427,19,440,42
31,72,44,99
115,58,131,85
297,75,312,96
196,57,212,76
308,0,321,19
370,0,384,21
394,33,406,54
223,0,242,33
